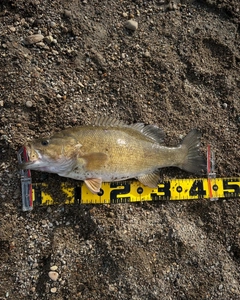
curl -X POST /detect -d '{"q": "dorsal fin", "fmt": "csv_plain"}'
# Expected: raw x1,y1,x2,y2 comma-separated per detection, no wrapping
129,123,165,144
141,124,165,144
93,117,165,144
93,116,126,127
129,123,145,131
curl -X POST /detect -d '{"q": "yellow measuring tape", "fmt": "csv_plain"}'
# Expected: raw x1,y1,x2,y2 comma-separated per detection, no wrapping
32,177,240,206
18,145,239,210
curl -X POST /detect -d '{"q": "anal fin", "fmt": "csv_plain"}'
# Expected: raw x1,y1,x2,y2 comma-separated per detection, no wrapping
137,171,160,188
84,178,102,194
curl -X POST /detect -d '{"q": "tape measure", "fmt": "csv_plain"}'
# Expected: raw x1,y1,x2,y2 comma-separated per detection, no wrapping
18,146,239,211
32,177,240,206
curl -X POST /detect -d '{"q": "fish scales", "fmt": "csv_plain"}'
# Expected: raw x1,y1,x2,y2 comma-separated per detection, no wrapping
65,126,165,176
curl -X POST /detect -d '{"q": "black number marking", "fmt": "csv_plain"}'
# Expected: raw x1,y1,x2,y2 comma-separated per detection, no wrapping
223,179,239,197
110,182,131,203
33,184,42,205
177,186,182,193
97,189,104,196
151,181,171,201
189,180,206,197
74,186,81,204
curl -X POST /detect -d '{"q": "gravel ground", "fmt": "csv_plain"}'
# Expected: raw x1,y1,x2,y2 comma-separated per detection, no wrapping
0,0,239,299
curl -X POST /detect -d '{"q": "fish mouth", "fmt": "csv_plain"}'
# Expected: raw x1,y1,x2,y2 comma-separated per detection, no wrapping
20,160,37,170
18,145,42,170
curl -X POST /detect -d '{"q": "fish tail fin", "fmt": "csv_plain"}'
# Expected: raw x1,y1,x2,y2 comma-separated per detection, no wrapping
178,129,206,174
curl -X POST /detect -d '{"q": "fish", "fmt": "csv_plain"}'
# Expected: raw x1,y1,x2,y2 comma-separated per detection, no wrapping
20,117,206,194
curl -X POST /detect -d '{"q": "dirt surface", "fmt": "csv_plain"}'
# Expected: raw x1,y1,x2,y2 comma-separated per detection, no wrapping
0,0,240,299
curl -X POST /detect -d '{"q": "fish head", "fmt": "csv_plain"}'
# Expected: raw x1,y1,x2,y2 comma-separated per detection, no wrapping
21,134,80,173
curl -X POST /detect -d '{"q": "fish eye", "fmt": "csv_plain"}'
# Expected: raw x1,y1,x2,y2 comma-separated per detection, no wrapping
41,139,49,146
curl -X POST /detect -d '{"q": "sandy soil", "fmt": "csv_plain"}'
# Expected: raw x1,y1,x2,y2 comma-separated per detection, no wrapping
0,0,239,299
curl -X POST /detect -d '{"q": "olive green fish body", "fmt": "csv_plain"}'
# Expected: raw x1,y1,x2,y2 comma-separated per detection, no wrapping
21,118,205,193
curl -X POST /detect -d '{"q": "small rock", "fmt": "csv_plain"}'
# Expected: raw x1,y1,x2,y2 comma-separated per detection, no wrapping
0,100,3,107
24,34,44,45
196,218,204,226
26,100,33,108
125,19,138,31
109,284,116,292
122,12,128,18
50,21,57,28
36,41,49,50
32,262,38,268
219,284,223,290
50,287,57,293
48,271,59,281
50,265,58,271
169,1,178,10
107,212,115,218
143,50,151,58
78,81,84,88
222,103,227,109
44,35,54,44
64,10,72,18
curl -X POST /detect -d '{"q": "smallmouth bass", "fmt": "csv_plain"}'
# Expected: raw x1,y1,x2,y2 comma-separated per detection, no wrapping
20,117,206,194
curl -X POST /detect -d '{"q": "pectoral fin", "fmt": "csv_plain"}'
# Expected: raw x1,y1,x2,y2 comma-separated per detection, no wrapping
82,152,108,171
84,178,102,194
138,171,160,188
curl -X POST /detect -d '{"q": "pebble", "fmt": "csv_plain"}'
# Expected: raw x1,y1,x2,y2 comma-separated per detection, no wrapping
32,262,38,269
48,271,59,281
36,41,49,50
222,103,227,109
143,50,151,58
50,21,57,28
44,35,54,45
26,100,33,108
64,10,72,18
107,212,115,218
0,100,3,107
24,34,44,45
50,265,58,271
169,1,178,10
218,284,223,290
125,19,138,31
109,284,116,292
50,287,57,293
